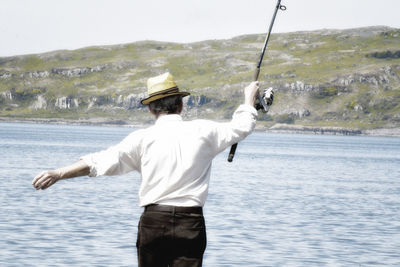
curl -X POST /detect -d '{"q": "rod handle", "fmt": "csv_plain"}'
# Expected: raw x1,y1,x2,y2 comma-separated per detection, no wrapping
227,143,238,162
253,67,260,82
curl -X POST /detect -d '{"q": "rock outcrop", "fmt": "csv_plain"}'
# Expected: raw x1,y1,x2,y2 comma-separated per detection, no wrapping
55,97,78,109
51,65,106,77
0,26,399,129
31,95,47,109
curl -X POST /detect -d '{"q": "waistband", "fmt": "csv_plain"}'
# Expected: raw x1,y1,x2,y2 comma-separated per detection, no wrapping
144,204,203,215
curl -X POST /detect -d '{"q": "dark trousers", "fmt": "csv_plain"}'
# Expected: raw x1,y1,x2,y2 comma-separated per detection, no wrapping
136,205,207,267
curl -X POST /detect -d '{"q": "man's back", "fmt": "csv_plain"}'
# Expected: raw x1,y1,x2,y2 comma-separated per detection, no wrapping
87,104,257,207
32,71,260,267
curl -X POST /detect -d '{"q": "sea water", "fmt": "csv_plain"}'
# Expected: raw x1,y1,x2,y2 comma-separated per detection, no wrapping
0,122,399,266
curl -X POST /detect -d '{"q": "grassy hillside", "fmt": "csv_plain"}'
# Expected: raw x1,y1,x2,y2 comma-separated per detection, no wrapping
0,26,399,130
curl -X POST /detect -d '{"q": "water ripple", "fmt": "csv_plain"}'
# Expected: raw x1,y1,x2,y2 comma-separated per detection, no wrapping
1,123,399,266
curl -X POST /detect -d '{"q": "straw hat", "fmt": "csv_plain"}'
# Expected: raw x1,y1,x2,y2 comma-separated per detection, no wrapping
141,72,190,105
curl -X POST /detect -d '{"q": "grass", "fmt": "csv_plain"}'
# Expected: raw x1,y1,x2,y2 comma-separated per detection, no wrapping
1,26,399,129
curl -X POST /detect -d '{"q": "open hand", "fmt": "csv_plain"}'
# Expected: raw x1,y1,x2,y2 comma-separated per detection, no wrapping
32,170,61,190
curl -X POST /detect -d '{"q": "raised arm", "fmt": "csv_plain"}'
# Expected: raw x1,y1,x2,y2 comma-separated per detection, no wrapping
204,81,259,156
32,160,90,190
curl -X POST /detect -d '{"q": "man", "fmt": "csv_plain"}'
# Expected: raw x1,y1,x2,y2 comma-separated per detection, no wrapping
32,72,259,266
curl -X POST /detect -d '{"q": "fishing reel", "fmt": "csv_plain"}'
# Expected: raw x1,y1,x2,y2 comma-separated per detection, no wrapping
255,87,274,113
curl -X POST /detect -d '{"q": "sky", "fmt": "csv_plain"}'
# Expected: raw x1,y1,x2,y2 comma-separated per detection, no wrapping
0,0,399,57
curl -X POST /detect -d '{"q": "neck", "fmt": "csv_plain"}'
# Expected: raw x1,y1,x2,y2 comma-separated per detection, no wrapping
155,113,167,119
155,112,179,119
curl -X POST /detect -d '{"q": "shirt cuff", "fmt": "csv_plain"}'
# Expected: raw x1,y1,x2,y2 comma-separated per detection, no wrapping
80,155,98,177
236,104,258,116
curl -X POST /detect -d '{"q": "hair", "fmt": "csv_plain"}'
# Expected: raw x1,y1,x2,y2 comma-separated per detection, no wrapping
149,95,183,116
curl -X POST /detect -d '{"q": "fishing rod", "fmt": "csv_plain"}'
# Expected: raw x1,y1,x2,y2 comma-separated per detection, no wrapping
228,0,286,162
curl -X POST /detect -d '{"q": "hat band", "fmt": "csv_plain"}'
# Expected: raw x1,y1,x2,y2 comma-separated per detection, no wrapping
149,87,179,97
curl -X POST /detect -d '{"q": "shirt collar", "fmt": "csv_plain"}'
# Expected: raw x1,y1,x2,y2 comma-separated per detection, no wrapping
155,114,183,125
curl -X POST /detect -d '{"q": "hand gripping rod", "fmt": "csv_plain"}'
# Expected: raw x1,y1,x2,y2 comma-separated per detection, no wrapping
228,0,286,162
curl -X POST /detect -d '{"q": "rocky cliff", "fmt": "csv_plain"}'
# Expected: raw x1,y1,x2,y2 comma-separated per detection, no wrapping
0,26,399,132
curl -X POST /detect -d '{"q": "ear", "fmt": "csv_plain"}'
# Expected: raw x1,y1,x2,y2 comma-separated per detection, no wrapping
148,105,155,115
178,102,183,114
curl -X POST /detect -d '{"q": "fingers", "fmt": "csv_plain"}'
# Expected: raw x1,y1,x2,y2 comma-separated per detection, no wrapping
250,81,260,88
253,81,260,91
40,178,56,190
32,170,58,190
245,82,260,95
244,81,259,90
244,81,260,106
32,171,45,189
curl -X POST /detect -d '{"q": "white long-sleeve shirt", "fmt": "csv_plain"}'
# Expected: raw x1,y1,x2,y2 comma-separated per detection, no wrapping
81,104,257,207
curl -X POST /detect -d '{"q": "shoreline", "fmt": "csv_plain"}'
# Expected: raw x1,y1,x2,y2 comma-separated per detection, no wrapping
260,123,400,137
1,117,400,137
0,116,151,128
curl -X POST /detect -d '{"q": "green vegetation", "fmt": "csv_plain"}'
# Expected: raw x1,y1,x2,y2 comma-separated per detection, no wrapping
21,56,46,71
0,26,399,130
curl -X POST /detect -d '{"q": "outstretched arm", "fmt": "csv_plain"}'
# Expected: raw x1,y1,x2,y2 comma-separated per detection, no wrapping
32,160,90,190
